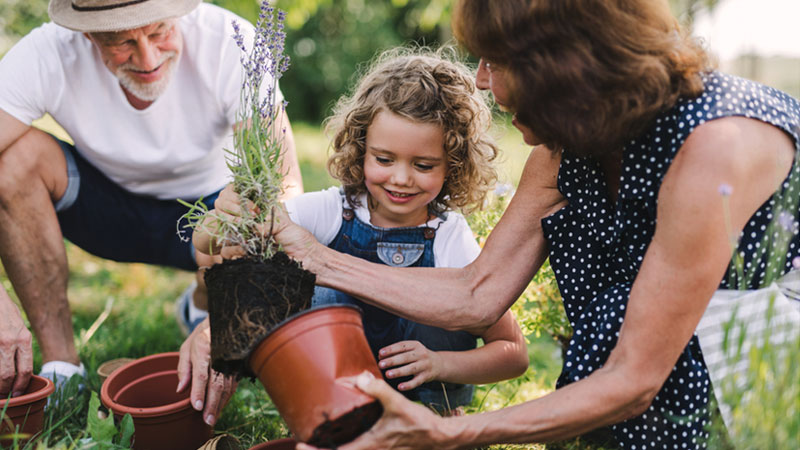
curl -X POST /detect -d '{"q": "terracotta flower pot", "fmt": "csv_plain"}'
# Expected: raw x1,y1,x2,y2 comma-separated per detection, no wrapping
249,305,383,447
0,375,55,445
248,438,298,450
100,352,213,450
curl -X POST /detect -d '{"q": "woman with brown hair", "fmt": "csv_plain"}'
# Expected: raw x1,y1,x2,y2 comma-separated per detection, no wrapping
186,0,800,447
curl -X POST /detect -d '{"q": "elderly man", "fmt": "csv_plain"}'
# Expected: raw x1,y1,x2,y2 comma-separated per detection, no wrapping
0,0,302,426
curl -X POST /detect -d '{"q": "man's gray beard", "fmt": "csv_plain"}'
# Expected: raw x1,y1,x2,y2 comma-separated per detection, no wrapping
115,51,178,101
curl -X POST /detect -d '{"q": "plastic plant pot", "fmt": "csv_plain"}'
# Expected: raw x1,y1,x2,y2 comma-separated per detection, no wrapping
100,352,213,450
97,357,134,384
0,375,55,445
248,438,298,450
248,305,383,447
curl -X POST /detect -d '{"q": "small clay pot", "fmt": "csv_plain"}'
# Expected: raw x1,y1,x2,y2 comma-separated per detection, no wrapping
248,438,297,450
100,352,213,450
0,375,55,445
97,358,134,384
249,305,383,447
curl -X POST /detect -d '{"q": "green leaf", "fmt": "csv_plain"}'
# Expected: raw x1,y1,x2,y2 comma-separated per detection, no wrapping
119,413,135,447
86,391,117,447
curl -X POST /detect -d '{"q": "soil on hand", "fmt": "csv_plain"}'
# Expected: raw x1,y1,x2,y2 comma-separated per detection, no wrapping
206,252,316,377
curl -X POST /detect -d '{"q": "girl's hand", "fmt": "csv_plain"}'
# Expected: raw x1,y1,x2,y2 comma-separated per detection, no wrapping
378,340,442,391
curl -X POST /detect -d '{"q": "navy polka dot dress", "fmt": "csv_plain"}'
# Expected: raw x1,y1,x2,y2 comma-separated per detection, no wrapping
541,72,800,449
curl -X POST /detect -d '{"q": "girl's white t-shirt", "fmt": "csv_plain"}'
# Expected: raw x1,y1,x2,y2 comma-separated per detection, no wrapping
0,4,280,200
284,187,481,268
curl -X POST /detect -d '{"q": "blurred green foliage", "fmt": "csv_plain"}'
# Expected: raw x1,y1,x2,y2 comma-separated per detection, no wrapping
212,0,453,123
0,0,48,39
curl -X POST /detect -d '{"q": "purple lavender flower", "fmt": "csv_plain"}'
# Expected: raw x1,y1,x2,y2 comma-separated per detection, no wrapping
494,183,513,196
777,211,797,233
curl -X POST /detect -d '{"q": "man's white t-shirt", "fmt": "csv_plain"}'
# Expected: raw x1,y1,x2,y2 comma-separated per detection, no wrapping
284,187,481,268
0,3,280,200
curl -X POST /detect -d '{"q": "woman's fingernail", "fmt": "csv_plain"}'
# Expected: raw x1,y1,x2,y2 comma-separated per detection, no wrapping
12,391,23,398
205,414,215,426
378,361,386,368
194,400,203,410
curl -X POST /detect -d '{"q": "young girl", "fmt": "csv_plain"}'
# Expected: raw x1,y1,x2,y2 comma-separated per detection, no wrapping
198,48,528,413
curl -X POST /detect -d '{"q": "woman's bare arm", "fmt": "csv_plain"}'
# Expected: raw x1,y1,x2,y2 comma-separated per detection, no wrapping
283,146,566,334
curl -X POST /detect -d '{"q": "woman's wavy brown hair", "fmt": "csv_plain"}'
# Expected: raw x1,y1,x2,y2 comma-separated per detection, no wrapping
452,0,712,157
325,47,498,215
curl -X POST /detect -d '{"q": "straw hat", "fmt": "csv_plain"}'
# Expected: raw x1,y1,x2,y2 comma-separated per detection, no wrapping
48,0,202,33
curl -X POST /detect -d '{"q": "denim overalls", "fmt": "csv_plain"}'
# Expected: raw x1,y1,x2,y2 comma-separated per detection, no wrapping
312,205,477,411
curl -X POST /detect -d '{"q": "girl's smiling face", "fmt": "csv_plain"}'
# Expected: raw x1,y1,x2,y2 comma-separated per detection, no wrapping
363,110,447,228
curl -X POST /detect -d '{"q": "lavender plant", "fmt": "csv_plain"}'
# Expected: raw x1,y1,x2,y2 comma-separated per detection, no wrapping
179,1,290,260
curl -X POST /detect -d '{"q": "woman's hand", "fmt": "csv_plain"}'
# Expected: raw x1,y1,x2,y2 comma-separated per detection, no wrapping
296,372,454,450
378,341,441,391
177,317,238,426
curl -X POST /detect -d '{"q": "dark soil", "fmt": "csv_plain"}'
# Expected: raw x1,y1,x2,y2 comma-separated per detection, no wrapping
205,252,316,377
307,400,384,448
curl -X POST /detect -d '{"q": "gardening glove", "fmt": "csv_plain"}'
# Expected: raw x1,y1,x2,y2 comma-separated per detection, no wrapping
0,289,33,397
177,317,238,426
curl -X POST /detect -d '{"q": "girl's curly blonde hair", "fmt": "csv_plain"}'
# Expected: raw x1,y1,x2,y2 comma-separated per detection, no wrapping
325,47,498,215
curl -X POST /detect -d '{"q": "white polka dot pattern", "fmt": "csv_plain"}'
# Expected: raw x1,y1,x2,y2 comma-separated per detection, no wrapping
541,72,800,449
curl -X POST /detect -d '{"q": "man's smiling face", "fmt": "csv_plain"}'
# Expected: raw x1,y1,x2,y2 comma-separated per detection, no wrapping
87,20,182,102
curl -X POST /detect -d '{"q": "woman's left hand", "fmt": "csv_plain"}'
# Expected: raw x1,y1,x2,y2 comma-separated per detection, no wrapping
377,340,441,391
296,372,454,450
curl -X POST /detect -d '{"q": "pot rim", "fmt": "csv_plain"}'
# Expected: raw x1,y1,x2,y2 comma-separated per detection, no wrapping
1,375,54,408
252,304,362,351
100,352,192,418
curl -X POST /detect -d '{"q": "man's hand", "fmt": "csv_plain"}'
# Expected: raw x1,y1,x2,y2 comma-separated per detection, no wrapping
378,341,442,391
296,372,450,450
0,286,33,397
177,317,237,426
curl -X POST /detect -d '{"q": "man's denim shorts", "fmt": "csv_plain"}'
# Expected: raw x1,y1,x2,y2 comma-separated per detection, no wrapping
53,136,221,271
